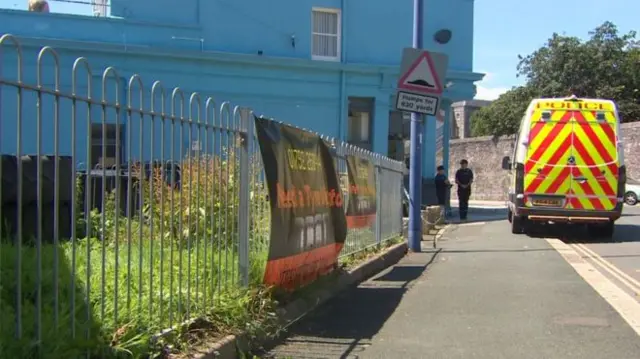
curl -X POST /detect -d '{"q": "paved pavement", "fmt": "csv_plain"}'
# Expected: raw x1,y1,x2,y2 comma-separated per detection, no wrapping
262,205,640,358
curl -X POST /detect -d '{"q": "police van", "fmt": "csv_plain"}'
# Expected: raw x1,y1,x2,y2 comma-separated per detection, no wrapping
501,96,626,238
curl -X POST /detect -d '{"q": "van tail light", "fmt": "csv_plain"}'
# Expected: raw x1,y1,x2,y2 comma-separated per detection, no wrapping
618,165,626,197
515,163,525,206
515,163,525,193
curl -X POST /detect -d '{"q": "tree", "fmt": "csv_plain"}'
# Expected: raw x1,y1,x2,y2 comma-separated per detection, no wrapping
472,22,640,136
471,85,537,136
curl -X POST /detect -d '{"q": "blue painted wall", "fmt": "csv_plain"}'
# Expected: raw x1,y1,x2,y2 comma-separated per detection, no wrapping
0,0,482,178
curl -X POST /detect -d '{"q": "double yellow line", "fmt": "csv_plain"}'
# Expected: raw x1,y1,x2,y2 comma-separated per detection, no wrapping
568,240,640,298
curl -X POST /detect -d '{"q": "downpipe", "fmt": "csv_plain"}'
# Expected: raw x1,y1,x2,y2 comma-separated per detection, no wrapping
338,0,347,139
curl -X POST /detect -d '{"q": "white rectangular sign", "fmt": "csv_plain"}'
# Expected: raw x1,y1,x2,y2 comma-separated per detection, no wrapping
395,91,439,115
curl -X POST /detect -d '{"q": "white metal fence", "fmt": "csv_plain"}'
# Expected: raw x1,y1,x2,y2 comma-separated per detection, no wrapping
0,34,405,358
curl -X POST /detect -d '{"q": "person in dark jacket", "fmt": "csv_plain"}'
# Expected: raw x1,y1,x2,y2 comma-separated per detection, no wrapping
434,165,451,219
455,159,474,221
435,166,453,222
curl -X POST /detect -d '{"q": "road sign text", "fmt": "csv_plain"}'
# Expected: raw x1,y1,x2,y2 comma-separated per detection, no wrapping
395,92,438,115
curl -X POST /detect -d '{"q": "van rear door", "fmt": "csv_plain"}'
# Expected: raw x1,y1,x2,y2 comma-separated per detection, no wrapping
524,107,574,208
569,107,618,211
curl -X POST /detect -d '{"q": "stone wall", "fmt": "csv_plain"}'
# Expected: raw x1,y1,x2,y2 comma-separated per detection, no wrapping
442,122,640,201
623,122,640,180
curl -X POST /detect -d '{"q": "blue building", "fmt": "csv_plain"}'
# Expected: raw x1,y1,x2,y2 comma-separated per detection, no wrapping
0,0,483,181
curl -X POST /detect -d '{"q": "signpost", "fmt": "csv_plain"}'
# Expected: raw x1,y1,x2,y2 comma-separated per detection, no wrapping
399,1,449,253
395,48,448,116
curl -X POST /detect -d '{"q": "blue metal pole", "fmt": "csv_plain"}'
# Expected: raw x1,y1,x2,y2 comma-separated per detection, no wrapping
442,105,452,217
408,0,423,253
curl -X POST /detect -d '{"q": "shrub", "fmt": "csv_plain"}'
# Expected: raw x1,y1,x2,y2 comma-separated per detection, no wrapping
0,151,271,358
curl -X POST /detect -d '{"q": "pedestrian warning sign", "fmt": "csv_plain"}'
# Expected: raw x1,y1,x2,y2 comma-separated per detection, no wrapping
397,52,442,94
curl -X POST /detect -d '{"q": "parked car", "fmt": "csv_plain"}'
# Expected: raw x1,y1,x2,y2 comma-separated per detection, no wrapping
625,178,640,205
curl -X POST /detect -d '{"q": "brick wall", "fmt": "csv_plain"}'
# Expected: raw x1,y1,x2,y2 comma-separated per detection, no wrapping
442,122,640,201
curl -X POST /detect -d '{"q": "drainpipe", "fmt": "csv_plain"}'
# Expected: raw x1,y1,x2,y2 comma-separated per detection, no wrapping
196,0,201,25
337,0,347,140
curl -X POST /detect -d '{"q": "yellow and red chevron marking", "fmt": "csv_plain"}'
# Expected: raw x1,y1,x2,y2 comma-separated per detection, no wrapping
524,109,619,211
573,111,618,176
569,111,618,210
524,110,573,195
562,189,615,209
564,187,617,210
565,189,579,209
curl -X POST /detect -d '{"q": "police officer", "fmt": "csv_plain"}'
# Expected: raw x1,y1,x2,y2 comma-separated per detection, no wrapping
455,159,474,221
434,165,452,221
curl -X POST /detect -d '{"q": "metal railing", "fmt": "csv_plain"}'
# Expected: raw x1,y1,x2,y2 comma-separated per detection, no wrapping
0,34,404,358
335,144,405,256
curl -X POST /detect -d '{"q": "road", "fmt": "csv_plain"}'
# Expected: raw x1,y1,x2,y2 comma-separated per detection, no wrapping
261,205,640,359
567,206,640,303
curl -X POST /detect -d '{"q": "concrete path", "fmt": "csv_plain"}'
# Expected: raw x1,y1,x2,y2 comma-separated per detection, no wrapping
263,210,640,358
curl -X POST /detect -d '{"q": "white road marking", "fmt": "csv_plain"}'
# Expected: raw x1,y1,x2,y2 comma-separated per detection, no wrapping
546,238,640,336
570,241,640,295
456,221,486,227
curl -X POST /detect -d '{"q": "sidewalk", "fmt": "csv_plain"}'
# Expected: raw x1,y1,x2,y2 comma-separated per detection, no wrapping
264,221,640,358
447,202,507,224
449,199,507,208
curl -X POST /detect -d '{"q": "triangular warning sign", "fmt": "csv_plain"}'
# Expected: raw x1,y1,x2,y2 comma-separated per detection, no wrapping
398,52,442,94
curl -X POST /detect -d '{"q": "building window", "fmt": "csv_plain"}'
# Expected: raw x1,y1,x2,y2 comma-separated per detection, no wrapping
348,97,373,151
90,123,122,169
349,112,370,143
312,8,340,61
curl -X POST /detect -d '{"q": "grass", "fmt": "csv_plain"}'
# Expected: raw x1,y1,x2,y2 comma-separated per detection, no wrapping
0,154,275,359
0,237,272,358
0,151,404,359
339,236,404,269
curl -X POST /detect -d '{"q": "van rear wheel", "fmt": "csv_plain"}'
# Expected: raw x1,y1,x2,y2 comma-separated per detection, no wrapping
511,215,525,234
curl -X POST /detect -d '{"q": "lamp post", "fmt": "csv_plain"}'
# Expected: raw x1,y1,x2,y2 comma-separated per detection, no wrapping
407,0,423,253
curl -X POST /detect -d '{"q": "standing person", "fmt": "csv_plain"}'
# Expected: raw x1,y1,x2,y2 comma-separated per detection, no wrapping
455,159,474,221
434,165,451,222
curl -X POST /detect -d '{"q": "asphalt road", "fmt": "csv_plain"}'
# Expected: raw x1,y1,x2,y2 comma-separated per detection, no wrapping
576,205,640,302
262,207,640,359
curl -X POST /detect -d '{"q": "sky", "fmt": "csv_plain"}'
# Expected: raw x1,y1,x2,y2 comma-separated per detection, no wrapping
0,0,95,15
2,0,639,101
474,0,640,100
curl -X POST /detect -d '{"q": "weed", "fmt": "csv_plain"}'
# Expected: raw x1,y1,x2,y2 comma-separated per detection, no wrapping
0,149,401,358
0,153,273,358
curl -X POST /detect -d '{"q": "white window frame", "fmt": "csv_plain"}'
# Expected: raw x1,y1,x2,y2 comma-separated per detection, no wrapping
311,7,341,61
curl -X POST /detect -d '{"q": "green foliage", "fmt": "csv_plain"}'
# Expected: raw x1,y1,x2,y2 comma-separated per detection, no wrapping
471,86,537,137
472,21,640,136
0,152,273,359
